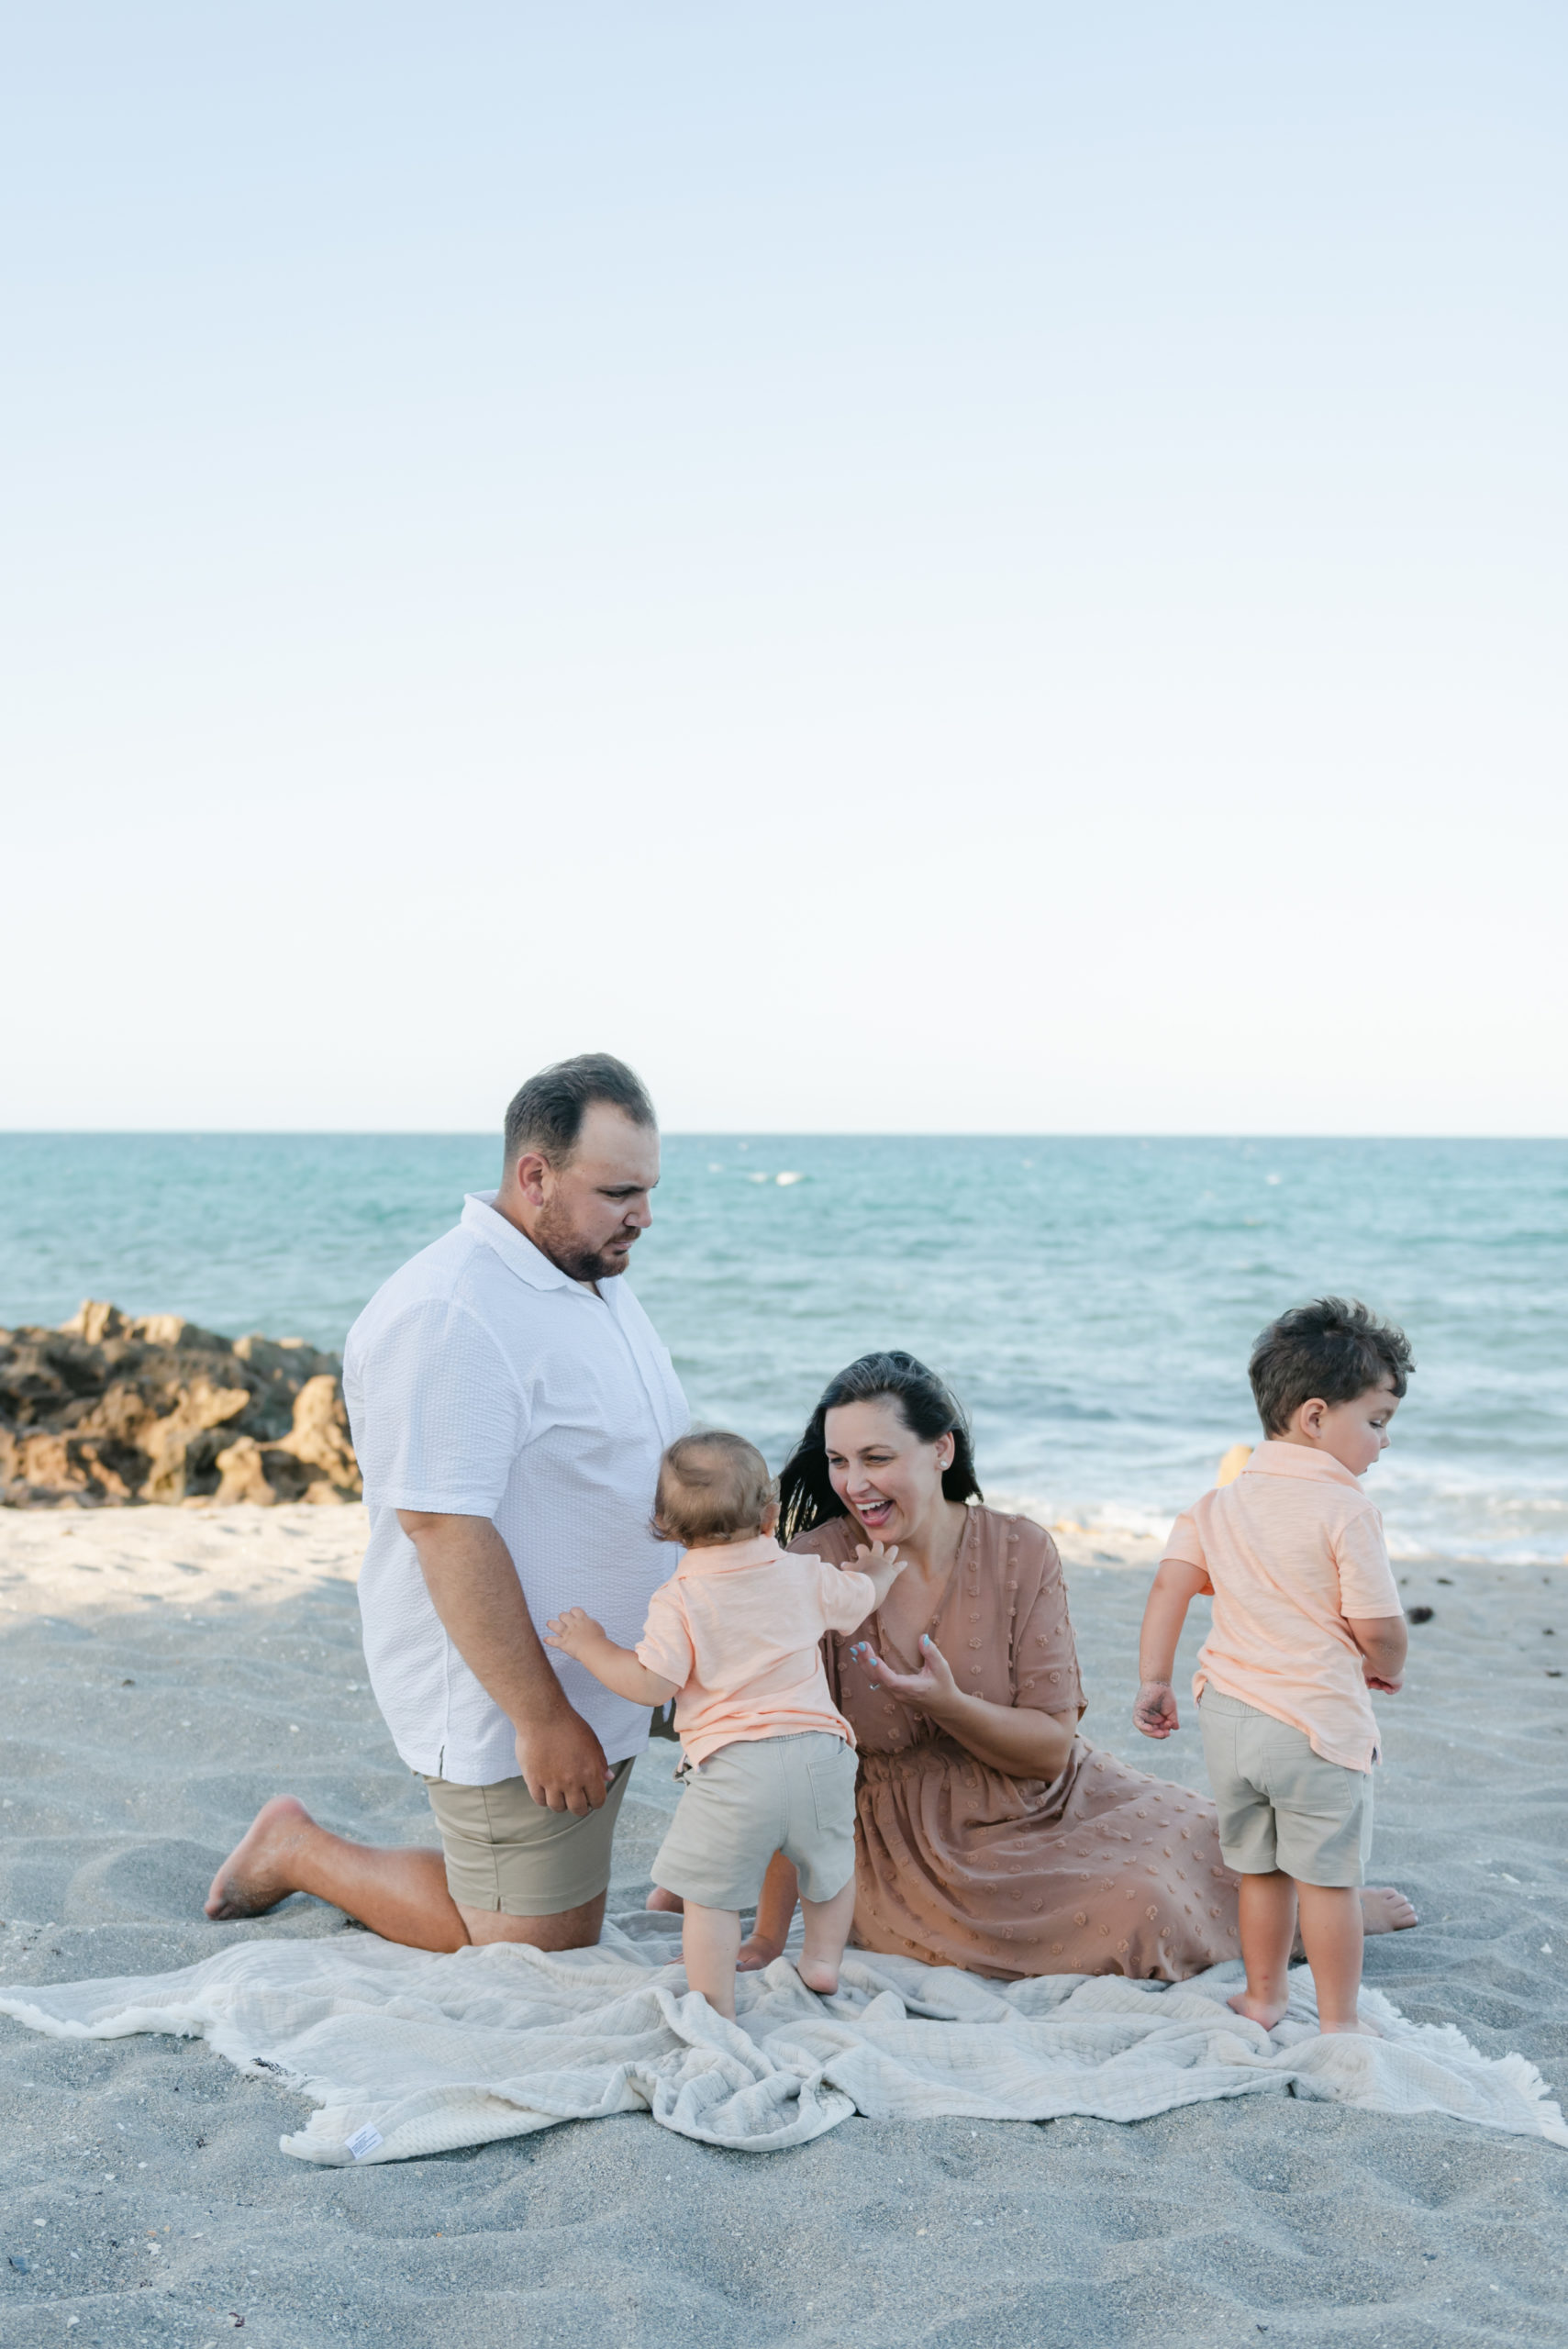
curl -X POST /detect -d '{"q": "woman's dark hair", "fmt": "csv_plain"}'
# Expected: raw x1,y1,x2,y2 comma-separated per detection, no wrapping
777,1351,982,1545
1249,1297,1414,1437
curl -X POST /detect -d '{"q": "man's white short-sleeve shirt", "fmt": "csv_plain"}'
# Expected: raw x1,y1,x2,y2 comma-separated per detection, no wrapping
344,1192,690,1784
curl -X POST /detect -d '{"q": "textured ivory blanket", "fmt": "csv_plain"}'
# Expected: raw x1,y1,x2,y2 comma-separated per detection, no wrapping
3,1912,1562,2164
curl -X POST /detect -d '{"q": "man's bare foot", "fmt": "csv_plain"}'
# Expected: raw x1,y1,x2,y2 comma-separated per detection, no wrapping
1361,1886,1418,1933
737,1932,786,1973
796,1955,841,1995
645,1887,684,1916
1228,1987,1289,2030
205,1796,313,1920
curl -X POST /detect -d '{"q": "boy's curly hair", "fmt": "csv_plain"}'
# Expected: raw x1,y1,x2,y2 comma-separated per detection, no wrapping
1249,1297,1413,1437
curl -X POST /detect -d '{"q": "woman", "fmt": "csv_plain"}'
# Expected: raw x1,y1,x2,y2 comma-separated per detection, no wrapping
735,1352,1415,1981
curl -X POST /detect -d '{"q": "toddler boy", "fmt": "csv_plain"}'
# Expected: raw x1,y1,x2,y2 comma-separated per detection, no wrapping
547,1429,901,2019
1133,1297,1412,2034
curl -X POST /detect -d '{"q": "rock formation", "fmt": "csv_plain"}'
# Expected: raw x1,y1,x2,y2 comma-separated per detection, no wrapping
0,1301,361,1508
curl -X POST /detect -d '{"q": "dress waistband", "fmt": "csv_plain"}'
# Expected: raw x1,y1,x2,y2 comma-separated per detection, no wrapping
856,1737,972,1783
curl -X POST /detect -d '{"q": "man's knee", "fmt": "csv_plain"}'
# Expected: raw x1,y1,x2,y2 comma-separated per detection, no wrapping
426,1759,630,1931
457,1894,606,1951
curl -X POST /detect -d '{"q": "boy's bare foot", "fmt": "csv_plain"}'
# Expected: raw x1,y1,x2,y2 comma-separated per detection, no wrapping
205,1796,312,1920
736,1932,786,1973
796,1955,841,1995
1227,1987,1290,2030
1360,1887,1418,1932
645,1887,684,1916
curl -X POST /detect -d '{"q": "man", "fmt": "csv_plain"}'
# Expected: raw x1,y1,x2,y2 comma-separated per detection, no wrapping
205,1052,689,1952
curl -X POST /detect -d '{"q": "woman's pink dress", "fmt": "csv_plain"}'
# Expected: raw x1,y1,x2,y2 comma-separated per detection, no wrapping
790,1506,1241,1982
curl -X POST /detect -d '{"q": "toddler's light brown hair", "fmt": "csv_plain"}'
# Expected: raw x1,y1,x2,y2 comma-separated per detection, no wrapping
653,1431,775,1548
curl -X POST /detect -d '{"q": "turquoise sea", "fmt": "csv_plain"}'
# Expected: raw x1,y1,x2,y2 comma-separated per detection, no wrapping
2,1134,1564,1564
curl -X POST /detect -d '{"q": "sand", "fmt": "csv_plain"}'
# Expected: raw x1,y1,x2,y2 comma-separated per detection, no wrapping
2,1503,1566,2347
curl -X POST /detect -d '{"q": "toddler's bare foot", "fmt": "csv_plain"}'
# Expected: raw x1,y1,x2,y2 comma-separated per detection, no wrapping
1227,1987,1289,2030
645,1887,684,1915
796,1955,842,1995
736,1932,786,1973
1360,1886,1418,1933
205,1796,312,1920
1319,2016,1382,2037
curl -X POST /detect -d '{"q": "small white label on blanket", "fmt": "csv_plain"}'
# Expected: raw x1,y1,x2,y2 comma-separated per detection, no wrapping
345,2125,383,2162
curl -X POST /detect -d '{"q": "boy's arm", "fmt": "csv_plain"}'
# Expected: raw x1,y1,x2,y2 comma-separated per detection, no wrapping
843,1540,905,1618
1346,1612,1407,1693
544,1608,680,1706
1333,1510,1408,1693
1134,1558,1211,1738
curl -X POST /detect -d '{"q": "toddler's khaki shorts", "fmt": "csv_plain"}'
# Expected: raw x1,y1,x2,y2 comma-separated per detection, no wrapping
1197,1687,1373,1887
423,1756,635,1917
651,1730,857,1911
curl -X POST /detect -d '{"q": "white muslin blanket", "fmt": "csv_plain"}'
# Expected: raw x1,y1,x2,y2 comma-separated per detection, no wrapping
3,1913,1562,2164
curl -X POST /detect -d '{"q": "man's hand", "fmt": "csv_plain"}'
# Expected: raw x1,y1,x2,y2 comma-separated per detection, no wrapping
515,1709,614,1815
1133,1679,1180,1739
400,1510,617,1813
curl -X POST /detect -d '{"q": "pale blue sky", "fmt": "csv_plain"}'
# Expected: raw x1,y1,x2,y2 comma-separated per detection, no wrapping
5,5,1564,1131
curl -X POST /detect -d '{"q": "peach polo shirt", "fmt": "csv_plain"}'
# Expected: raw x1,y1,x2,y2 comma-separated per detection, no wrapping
634,1533,876,1768
1162,1441,1404,1771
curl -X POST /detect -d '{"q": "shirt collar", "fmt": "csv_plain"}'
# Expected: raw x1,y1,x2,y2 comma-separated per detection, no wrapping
462,1191,584,1294
677,1534,781,1577
1242,1439,1364,1491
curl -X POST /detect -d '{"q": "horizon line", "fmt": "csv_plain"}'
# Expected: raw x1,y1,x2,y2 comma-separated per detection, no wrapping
1,1129,1563,1145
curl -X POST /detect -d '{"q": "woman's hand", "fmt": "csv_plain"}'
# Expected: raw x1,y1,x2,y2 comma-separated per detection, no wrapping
852,1633,1075,1781
850,1632,960,1709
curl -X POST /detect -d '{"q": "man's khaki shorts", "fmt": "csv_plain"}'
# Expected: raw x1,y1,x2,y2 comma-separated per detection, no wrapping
1198,1687,1373,1888
423,1756,635,1917
651,1730,857,1911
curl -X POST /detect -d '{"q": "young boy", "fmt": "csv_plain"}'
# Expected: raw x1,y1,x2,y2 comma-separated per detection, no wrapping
1132,1297,1412,2035
546,1429,902,2020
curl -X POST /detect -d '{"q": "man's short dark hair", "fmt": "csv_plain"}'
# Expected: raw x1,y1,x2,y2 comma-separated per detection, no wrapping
502,1053,656,1168
1248,1297,1414,1437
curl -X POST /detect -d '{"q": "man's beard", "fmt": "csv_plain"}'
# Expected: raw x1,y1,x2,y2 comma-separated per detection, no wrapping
534,1202,634,1285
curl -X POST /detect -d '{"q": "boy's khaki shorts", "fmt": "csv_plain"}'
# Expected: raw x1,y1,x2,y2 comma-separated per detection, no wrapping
1197,1687,1373,1888
423,1756,635,1916
651,1731,857,1911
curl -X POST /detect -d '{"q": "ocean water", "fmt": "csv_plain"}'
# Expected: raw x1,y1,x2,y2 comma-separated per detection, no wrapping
2,1133,1564,1564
